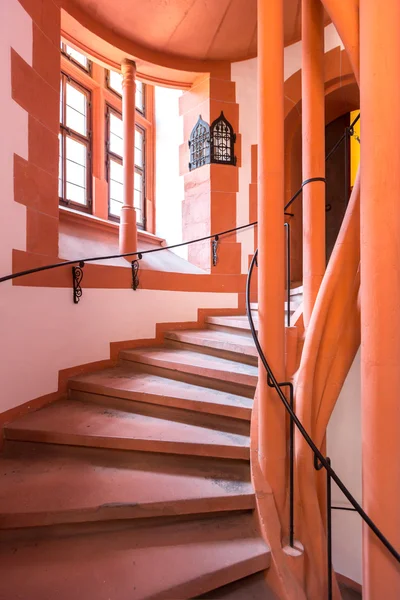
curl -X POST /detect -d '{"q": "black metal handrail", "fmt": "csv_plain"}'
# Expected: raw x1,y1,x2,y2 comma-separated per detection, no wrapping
246,249,400,599
0,221,257,286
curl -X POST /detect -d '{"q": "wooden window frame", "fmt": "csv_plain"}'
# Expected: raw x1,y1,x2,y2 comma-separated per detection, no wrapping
61,42,92,74
60,40,155,232
105,105,147,229
59,72,92,213
105,70,147,117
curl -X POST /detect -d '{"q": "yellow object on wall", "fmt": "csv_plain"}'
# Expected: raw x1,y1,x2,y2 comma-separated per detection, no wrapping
350,110,360,187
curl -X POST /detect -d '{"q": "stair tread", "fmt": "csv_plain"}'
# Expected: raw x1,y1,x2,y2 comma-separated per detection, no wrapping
69,366,253,418
0,443,254,528
0,513,270,600
120,347,258,387
206,316,258,331
5,399,250,459
165,329,257,357
196,571,278,599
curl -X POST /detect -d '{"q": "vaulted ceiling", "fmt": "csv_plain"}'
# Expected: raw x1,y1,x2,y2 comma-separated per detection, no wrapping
66,0,329,63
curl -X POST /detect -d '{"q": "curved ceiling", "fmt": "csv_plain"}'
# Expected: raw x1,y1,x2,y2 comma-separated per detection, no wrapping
66,0,329,63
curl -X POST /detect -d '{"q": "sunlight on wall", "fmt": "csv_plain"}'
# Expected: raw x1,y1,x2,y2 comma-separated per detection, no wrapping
155,86,186,259
328,350,362,585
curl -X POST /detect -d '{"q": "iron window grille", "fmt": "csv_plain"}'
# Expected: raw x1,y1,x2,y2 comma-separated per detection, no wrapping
188,113,236,171
188,116,210,171
210,111,237,166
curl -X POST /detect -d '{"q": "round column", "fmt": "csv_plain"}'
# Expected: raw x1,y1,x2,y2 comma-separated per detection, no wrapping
257,0,286,520
302,0,326,326
119,59,138,255
360,1,400,597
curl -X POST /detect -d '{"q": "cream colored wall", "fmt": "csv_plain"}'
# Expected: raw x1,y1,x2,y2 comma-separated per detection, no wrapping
155,86,187,259
328,350,362,585
0,0,238,415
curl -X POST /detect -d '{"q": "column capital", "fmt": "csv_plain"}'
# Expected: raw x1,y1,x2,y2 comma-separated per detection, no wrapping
121,58,136,74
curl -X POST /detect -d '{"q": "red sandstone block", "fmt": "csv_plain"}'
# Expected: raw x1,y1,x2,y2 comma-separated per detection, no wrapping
251,145,258,183
211,192,236,233
33,23,60,92
249,183,257,222
210,100,239,131
40,0,61,47
211,242,242,276
12,49,59,135
17,0,42,23
210,79,236,103
210,164,239,194
26,208,59,256
14,154,58,217
29,116,59,178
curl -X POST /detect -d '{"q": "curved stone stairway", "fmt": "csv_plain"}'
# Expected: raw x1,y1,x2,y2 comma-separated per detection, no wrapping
0,306,290,599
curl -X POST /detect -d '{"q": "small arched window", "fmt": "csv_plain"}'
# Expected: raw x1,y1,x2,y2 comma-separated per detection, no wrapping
188,116,210,171
210,111,236,166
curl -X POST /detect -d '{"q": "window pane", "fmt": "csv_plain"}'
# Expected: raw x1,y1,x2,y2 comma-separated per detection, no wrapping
135,128,144,168
66,182,86,205
136,81,144,113
109,70,123,96
58,134,63,197
66,136,86,165
66,136,87,205
109,159,123,217
109,112,123,157
64,44,90,70
66,83,87,136
60,79,63,123
134,171,143,211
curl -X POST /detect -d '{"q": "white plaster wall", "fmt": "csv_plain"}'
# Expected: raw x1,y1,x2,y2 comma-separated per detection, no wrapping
0,1,237,414
328,350,362,585
155,86,186,259
231,23,343,273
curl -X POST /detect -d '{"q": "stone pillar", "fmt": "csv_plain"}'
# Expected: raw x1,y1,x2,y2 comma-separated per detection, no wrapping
360,1,400,597
257,0,286,520
119,59,137,256
302,0,325,326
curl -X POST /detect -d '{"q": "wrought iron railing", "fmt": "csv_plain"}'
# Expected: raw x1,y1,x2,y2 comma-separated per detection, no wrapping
0,221,257,302
245,249,400,600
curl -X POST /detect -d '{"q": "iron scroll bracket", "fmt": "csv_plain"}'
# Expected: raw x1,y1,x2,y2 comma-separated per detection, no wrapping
72,262,84,304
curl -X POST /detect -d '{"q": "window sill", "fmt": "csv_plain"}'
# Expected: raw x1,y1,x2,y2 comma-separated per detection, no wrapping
59,206,165,247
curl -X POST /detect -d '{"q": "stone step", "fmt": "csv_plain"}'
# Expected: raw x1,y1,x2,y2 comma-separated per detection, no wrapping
205,315,257,333
196,571,278,599
0,442,254,530
69,366,252,421
0,513,270,600
4,399,250,461
164,328,258,360
119,347,258,389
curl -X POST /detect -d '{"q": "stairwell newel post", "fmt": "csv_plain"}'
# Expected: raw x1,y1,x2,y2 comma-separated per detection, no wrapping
119,59,138,256
360,1,400,597
257,0,287,522
301,0,326,327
